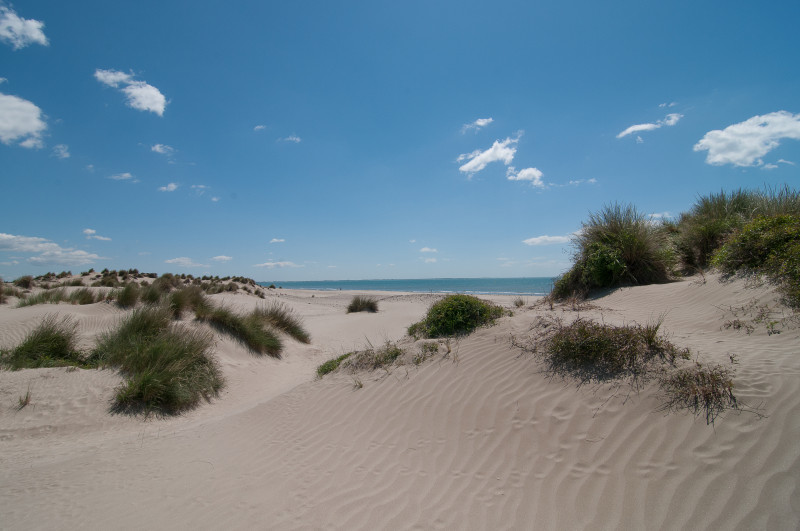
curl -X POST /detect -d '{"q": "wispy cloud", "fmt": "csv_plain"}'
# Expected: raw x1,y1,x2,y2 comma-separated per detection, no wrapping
617,113,683,139
151,143,175,156
0,93,46,148
94,69,168,116
269,238,285,244
423,257,437,264
165,257,207,268
108,172,138,182
506,166,544,188
694,111,800,167
522,234,571,246
52,144,70,159
211,255,233,262
83,228,111,241
659,102,677,108
461,117,494,134
0,233,102,266
0,6,48,50
158,182,178,192
279,134,302,143
253,261,303,268
458,133,521,174
419,247,437,253
254,124,266,132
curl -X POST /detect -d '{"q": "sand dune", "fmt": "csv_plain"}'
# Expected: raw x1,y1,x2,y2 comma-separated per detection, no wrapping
1,275,798,529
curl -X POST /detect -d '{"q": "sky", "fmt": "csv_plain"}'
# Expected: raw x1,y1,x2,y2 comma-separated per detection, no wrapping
1,0,799,282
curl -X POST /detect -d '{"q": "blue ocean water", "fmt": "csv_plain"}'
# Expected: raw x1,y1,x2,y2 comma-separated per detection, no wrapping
258,277,555,296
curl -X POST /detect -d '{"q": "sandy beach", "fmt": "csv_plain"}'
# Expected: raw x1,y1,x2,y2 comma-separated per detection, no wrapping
1,274,798,530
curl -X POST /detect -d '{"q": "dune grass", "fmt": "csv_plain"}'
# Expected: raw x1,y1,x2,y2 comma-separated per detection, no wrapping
1,315,92,370
13,275,34,289
658,362,739,425
347,295,378,313
408,294,505,339
196,305,283,357
317,352,352,377
251,301,311,343
117,282,140,309
92,305,224,414
69,288,98,305
552,203,674,299
168,285,212,318
16,288,68,307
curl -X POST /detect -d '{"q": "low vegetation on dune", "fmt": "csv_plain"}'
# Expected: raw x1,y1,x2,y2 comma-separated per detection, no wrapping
550,185,800,302
0,315,93,370
196,305,283,357
347,295,379,313
513,316,743,424
316,352,352,377
316,341,405,380
552,203,674,300
251,301,311,343
408,294,506,339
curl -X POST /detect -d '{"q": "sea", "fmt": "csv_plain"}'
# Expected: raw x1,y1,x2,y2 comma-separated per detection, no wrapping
258,277,555,296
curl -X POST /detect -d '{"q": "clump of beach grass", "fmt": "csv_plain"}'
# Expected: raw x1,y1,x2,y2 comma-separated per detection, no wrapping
347,295,378,313
69,288,98,305
551,203,674,300
168,285,211,318
117,282,140,309
13,275,34,289
658,362,739,425
251,301,311,343
16,288,68,308
196,305,282,357
1,315,92,370
92,305,224,414
408,294,505,339
344,341,405,372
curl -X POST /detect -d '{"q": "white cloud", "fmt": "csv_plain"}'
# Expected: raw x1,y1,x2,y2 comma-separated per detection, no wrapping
280,134,301,143
419,247,437,253
0,77,6,84
777,159,796,166
151,143,175,155
83,228,111,241
211,255,233,262
94,69,167,116
458,134,520,174
158,182,178,192
693,111,800,167
52,144,70,159
108,172,137,182
506,166,544,188
0,92,46,148
409,239,416,243
648,211,673,220
191,184,210,196
254,125,266,131
0,6,48,49
253,261,303,268
0,233,102,266
423,257,437,263
165,257,207,268
617,113,683,139
211,196,220,202
659,102,677,108
269,238,285,244
461,117,494,134
522,235,571,246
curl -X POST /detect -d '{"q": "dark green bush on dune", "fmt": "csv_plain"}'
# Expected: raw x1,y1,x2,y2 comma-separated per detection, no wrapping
1,315,91,370
552,203,674,299
408,294,505,339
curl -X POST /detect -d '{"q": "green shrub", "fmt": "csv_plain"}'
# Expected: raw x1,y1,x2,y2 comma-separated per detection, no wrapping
92,306,173,365
345,342,405,372
141,283,163,304
1,315,91,369
347,295,378,313
712,214,800,307
168,286,211,318
675,186,800,271
552,203,673,299
13,275,33,289
408,294,505,338
251,301,311,343
317,353,352,377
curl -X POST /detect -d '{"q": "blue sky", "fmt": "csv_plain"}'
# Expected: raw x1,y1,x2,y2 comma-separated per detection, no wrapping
1,0,799,281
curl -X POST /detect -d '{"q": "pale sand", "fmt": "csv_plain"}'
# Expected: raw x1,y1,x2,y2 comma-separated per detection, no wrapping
1,275,798,529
